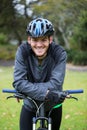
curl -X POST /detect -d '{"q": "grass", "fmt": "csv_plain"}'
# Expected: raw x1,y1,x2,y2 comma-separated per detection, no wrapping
61,70,87,130
0,67,87,130
0,67,22,130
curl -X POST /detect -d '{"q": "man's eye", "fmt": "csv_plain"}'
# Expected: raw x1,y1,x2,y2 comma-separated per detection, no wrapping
32,38,48,42
32,39,37,42
42,39,47,42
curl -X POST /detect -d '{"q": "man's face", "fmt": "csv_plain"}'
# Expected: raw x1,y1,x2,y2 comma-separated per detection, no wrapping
28,36,53,59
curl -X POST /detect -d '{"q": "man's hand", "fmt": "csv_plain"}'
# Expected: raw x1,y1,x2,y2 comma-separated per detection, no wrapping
45,90,67,104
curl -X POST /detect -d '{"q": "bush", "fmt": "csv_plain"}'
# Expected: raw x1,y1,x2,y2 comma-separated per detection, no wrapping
66,49,76,62
66,49,87,66
0,33,8,45
73,51,87,65
69,11,87,51
0,44,17,60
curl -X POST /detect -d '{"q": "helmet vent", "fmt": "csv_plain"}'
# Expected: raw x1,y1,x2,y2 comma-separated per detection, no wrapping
29,25,31,30
45,20,48,23
33,23,36,30
41,23,44,30
46,24,49,29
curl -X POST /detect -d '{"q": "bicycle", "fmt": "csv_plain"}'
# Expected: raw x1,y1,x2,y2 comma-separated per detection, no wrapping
2,89,83,130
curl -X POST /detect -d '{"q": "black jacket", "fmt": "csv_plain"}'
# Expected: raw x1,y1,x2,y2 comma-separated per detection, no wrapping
13,41,67,111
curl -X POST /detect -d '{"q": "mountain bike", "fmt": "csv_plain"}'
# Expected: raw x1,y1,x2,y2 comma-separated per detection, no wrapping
2,89,83,130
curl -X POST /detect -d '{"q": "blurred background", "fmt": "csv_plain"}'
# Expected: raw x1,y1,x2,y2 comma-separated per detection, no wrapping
0,0,87,130
0,0,87,65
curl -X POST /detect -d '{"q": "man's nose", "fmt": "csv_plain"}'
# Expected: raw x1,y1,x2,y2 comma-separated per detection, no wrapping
36,41,42,46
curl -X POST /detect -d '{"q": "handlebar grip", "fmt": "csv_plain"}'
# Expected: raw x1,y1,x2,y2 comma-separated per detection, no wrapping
2,89,16,93
66,89,84,94
2,89,84,94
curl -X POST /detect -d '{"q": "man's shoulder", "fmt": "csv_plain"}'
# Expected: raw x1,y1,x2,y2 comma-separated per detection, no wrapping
50,42,65,54
49,42,67,62
19,42,31,59
20,41,30,48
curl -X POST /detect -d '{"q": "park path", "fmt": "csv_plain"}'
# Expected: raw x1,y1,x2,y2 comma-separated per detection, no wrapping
0,60,87,72
66,63,87,72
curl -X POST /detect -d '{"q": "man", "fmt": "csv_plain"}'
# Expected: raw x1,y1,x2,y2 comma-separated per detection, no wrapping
13,18,67,130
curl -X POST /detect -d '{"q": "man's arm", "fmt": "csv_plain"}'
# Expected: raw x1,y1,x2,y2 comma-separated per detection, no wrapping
47,50,67,91
13,46,67,101
13,47,48,101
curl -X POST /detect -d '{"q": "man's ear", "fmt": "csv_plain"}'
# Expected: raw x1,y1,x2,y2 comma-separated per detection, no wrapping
27,36,31,44
49,36,53,44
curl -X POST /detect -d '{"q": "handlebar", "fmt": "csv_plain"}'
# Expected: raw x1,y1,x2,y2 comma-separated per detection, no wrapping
2,89,16,93
2,88,84,116
66,89,84,94
2,89,84,94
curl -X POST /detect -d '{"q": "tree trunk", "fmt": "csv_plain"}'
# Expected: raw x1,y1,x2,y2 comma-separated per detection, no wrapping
58,26,70,49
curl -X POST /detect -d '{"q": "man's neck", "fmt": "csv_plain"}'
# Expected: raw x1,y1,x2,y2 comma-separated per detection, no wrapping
38,53,47,65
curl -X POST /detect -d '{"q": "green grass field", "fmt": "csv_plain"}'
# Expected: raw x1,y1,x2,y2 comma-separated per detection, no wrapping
0,66,87,130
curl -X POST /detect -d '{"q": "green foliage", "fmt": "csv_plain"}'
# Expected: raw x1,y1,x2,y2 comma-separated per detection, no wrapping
0,0,31,45
73,51,87,65
32,0,87,50
0,0,16,34
69,10,87,51
0,45,17,60
0,33,7,45
66,49,87,65
66,49,77,63
1,0,87,49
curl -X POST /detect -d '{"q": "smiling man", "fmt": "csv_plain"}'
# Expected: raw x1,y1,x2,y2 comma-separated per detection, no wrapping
28,36,52,59
13,18,67,130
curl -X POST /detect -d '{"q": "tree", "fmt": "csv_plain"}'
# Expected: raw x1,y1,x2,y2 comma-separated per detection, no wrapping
69,10,87,51
0,0,87,48
0,0,32,45
31,0,87,50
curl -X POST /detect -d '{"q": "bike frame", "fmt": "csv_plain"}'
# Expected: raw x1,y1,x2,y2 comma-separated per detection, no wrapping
2,89,83,130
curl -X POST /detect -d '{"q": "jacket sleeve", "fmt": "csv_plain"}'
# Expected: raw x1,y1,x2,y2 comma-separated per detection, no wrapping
13,46,67,101
13,47,48,101
47,49,67,91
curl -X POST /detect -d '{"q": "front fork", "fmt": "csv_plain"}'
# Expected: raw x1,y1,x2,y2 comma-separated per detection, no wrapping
33,117,52,130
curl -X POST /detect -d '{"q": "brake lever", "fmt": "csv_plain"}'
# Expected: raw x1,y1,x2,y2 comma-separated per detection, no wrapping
6,93,26,100
7,95,15,99
63,91,78,101
66,95,78,101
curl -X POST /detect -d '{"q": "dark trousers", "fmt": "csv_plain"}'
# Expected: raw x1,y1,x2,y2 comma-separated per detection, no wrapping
20,105,62,130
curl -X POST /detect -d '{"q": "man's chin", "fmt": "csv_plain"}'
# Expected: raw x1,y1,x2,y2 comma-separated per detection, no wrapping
37,53,47,60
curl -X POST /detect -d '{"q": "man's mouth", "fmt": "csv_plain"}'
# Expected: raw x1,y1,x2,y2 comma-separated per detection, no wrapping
35,47,44,52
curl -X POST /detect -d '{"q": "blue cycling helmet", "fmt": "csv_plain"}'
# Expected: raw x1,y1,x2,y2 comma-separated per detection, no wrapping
26,18,54,37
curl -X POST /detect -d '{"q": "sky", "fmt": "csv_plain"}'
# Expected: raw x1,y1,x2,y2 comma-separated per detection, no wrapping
14,0,36,16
